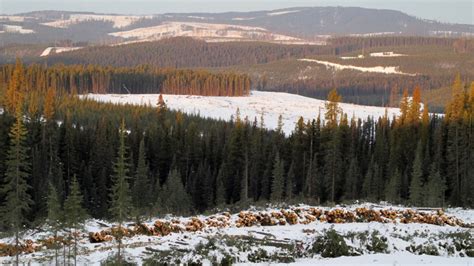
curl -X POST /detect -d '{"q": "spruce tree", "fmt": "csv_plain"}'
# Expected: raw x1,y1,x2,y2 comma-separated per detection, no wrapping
215,166,226,206
270,152,284,201
425,164,446,207
343,157,360,200
163,169,191,214
1,107,32,265
305,155,319,200
285,162,295,200
109,120,133,263
47,182,63,266
385,169,402,204
64,175,87,266
409,142,424,206
132,138,151,216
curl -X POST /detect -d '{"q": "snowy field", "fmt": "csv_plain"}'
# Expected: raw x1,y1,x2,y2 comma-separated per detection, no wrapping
0,203,472,265
298,59,416,76
83,91,402,135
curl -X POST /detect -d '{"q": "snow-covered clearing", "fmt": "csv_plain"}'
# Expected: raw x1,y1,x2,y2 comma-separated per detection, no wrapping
83,91,402,135
108,21,303,43
0,16,29,22
1,24,35,34
341,52,406,60
299,58,416,76
232,17,256,21
369,51,406,57
267,10,302,16
41,14,151,28
0,203,472,265
40,46,83,57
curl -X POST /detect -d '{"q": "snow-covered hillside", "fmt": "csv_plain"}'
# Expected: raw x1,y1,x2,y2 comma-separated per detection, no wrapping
83,91,402,135
40,46,83,57
108,21,310,44
41,14,151,28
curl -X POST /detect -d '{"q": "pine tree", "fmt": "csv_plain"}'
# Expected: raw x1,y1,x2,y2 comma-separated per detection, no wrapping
64,175,87,266
5,59,25,114
1,107,32,265
43,87,56,122
132,138,151,216
109,119,133,263
47,182,63,266
409,142,424,206
270,152,284,201
325,89,342,128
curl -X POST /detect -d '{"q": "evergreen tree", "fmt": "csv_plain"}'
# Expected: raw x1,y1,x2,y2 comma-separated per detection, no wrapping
305,155,319,200
343,157,360,200
109,120,133,263
64,175,87,266
285,162,295,200
215,166,226,206
270,152,284,201
409,142,424,206
132,139,151,216
425,164,446,207
163,169,191,214
46,182,63,266
385,169,402,204
1,107,32,265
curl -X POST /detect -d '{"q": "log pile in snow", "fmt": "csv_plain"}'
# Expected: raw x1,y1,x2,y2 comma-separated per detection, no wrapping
0,207,470,256
84,207,471,243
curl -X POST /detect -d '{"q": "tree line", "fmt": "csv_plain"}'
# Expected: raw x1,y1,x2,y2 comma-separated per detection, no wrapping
0,63,473,244
0,61,251,96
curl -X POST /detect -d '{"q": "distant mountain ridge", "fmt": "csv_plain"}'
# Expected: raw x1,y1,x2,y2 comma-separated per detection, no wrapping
0,6,473,46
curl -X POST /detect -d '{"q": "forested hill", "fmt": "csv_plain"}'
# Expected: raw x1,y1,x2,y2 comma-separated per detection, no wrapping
0,62,251,96
0,62,473,226
39,36,471,68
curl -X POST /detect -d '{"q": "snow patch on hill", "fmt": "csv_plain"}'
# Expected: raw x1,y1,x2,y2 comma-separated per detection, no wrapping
41,14,151,28
83,91,401,135
299,59,416,76
1,24,35,34
40,46,83,57
267,10,302,16
108,21,304,43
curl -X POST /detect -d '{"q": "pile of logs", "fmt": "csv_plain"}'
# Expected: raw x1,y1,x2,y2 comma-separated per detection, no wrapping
0,240,39,256
0,207,469,256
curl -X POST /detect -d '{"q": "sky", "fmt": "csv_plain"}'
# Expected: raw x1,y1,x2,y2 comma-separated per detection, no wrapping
0,0,472,25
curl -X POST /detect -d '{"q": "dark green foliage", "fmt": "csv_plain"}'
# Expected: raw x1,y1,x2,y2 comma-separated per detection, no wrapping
162,169,191,215
311,228,353,258
270,152,284,202
409,142,424,206
132,139,151,215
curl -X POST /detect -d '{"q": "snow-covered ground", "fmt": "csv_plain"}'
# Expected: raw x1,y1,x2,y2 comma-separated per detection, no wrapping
341,52,406,60
1,24,35,34
267,10,302,16
0,203,472,265
108,21,305,43
299,59,416,76
41,14,151,28
83,91,402,135
40,47,83,57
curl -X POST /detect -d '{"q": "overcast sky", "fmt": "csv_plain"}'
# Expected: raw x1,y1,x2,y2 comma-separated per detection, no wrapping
0,0,472,25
